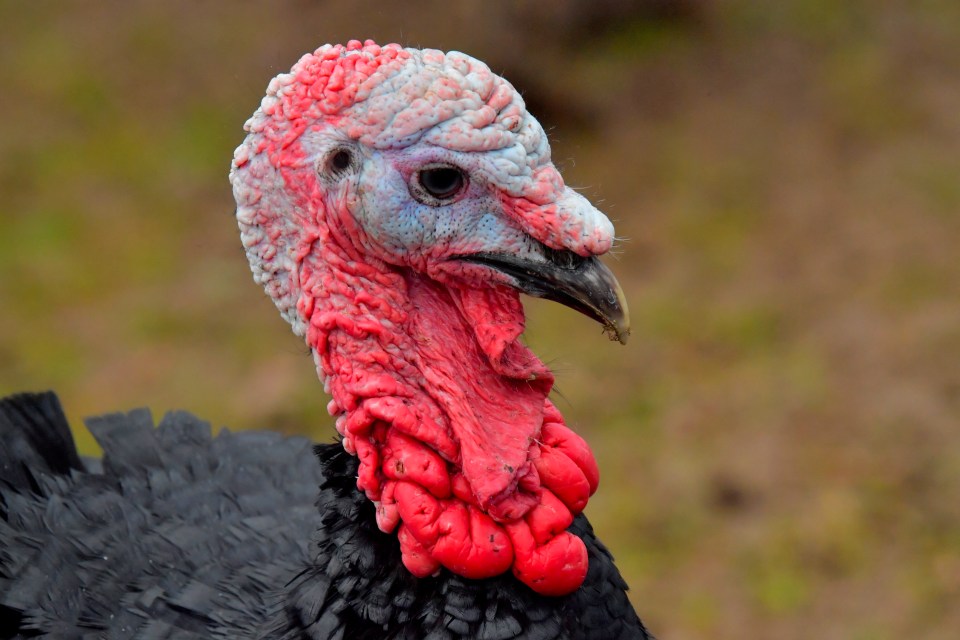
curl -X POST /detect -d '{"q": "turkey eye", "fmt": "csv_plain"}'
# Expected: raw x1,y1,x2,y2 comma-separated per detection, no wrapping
418,166,465,201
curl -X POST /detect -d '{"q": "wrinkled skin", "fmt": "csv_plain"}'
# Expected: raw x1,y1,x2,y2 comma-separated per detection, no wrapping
231,40,624,596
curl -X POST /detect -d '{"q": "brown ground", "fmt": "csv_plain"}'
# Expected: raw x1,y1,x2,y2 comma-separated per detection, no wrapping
1,2,958,638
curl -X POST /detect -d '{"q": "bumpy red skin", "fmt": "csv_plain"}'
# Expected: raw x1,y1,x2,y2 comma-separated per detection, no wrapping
232,41,607,595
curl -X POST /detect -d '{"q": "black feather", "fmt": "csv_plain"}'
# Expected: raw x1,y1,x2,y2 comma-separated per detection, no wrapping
0,392,82,493
0,392,653,639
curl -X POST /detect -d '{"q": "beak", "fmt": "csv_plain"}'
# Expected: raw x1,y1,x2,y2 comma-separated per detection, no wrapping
460,247,631,344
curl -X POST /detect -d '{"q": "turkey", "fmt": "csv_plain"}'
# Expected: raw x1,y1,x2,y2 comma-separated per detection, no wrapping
0,41,652,639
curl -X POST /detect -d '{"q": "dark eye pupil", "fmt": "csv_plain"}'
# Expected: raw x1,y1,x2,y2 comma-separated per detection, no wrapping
331,150,351,171
419,167,464,199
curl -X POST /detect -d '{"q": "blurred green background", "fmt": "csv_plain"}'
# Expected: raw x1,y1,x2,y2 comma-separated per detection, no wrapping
1,1,958,638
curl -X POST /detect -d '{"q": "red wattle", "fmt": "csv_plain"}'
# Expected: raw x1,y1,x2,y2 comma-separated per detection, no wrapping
382,430,452,499
431,502,513,578
398,523,440,577
506,520,589,596
291,216,603,596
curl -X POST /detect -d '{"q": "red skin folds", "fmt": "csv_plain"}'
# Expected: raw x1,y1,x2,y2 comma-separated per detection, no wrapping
534,442,592,514
382,430,452,499
534,417,601,514
376,480,400,533
542,409,601,495
395,481,514,579
308,272,601,594
298,247,603,595
398,522,440,577
505,489,590,597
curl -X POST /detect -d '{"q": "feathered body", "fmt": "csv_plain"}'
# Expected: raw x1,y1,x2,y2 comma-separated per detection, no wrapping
0,393,648,639
1,40,651,638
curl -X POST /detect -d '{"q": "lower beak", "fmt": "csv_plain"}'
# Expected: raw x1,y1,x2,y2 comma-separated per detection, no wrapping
459,248,631,344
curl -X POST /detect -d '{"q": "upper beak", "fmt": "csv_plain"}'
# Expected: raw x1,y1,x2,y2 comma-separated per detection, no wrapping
459,246,631,344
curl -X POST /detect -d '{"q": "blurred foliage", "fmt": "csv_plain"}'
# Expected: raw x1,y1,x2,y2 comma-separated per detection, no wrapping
1,1,959,638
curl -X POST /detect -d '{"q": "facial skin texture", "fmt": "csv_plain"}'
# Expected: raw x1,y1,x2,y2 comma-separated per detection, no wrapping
231,40,617,596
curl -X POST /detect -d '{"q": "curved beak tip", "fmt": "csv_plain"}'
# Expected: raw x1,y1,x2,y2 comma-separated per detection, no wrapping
604,282,631,345
606,322,630,345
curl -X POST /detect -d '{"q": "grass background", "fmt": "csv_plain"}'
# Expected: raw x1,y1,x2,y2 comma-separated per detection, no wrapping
1,1,958,638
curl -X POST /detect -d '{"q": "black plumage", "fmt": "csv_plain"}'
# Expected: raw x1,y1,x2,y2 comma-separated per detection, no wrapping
0,392,651,639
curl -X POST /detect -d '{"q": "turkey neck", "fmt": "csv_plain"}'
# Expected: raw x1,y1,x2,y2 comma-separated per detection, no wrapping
299,230,555,518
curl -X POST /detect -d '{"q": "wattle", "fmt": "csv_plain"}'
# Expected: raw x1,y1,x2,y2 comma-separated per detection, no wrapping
407,277,549,512
302,251,601,595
